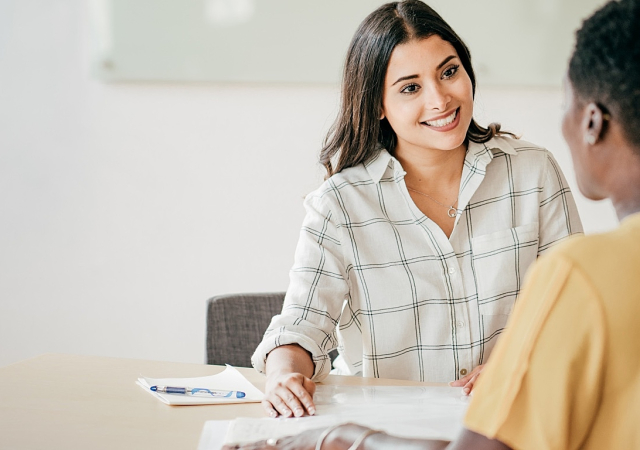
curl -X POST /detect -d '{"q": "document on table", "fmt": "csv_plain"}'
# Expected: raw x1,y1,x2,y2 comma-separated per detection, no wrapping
137,365,264,405
198,385,470,449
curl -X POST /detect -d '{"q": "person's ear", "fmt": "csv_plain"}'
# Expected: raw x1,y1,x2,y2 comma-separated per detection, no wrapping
380,111,385,121
583,103,607,145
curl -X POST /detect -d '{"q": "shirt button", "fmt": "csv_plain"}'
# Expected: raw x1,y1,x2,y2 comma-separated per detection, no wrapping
460,368,468,376
448,266,456,275
457,321,465,328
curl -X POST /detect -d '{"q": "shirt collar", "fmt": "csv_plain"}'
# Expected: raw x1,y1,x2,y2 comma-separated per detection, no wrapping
488,136,518,155
365,136,518,183
467,135,518,166
473,135,518,156
365,148,394,183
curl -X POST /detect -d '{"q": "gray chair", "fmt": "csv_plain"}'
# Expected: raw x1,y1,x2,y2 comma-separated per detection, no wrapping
206,292,339,368
206,292,286,367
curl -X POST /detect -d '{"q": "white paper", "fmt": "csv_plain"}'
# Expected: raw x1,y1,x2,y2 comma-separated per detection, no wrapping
198,421,231,450
136,365,264,405
200,384,469,448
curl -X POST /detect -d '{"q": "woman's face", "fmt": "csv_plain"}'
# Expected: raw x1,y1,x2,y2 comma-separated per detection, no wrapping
381,35,474,155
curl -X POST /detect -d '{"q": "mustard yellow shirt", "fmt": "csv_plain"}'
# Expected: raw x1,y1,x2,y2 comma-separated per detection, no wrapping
464,213,640,449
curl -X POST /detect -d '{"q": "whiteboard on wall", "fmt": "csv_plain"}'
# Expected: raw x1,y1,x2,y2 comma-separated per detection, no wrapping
89,0,607,86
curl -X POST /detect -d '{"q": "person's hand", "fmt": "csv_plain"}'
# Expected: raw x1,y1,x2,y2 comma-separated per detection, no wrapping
263,371,317,418
449,364,484,396
222,424,450,450
223,427,325,450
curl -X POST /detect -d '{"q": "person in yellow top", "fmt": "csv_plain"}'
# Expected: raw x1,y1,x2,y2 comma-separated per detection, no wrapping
228,0,640,448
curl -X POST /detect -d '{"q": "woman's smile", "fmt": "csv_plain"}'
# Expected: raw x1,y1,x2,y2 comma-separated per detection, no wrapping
422,107,460,131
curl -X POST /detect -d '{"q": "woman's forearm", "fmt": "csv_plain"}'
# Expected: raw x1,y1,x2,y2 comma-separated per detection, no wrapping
265,344,315,378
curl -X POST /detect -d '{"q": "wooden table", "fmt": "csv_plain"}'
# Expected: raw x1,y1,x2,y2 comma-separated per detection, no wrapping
0,354,441,449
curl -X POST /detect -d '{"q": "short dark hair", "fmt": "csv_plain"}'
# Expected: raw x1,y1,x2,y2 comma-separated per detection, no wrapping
568,0,640,149
320,0,510,177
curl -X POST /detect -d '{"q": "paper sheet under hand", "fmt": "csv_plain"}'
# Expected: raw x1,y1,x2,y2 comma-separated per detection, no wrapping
136,365,264,405
198,420,231,450
199,384,469,449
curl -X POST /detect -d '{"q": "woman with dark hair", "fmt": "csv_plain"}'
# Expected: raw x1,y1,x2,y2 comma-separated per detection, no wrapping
234,0,640,447
251,0,581,419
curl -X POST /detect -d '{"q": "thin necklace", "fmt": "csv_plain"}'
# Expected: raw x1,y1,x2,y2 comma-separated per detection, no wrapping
407,186,462,218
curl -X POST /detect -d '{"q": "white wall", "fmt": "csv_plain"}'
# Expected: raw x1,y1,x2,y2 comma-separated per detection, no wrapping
0,0,617,367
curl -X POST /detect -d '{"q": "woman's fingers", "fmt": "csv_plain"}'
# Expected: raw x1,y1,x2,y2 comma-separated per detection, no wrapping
449,372,473,387
271,384,305,417
263,373,317,417
261,399,279,418
462,371,481,395
299,377,317,415
449,364,484,390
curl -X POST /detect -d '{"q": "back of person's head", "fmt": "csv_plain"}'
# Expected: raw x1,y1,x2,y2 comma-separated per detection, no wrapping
569,0,640,151
320,0,505,177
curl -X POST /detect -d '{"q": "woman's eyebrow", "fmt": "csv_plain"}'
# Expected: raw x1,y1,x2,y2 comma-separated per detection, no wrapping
436,55,457,70
392,74,419,86
391,55,458,86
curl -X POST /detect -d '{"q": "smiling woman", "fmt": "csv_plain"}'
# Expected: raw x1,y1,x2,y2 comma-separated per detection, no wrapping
250,0,583,420
234,1,640,448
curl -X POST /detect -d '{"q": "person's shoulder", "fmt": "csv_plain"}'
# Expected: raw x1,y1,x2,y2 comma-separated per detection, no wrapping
542,218,640,276
487,136,565,179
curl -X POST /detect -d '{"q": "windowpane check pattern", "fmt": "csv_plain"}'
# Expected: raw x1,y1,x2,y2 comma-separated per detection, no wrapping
252,137,583,383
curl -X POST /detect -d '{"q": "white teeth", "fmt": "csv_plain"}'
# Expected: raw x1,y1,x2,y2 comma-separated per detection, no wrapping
425,109,457,127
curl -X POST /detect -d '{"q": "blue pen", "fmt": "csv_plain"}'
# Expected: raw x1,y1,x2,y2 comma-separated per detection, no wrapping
150,385,246,398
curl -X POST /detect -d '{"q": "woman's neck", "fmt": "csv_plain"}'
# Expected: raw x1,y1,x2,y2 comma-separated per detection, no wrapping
395,142,467,191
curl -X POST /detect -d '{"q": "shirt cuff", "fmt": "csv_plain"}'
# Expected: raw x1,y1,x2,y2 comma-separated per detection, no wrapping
251,331,333,381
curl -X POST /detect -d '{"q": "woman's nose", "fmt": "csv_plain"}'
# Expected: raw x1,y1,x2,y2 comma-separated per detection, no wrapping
423,84,451,111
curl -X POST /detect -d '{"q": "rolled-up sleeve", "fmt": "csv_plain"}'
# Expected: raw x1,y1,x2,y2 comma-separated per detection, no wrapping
538,151,583,254
251,190,349,381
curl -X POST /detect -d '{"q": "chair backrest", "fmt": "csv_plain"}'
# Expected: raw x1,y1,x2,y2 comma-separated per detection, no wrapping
206,292,286,367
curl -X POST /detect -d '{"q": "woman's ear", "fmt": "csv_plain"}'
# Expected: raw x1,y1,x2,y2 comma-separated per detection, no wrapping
583,103,607,145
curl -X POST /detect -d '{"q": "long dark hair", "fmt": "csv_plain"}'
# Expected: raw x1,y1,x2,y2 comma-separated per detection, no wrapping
320,0,512,177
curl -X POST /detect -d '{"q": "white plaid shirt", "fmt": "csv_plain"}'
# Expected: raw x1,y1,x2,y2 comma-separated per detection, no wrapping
252,137,583,383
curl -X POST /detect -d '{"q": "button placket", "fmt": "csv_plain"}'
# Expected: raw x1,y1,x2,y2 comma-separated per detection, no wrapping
445,256,473,380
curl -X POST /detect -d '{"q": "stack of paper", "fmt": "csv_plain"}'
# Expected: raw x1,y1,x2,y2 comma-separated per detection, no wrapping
198,385,469,449
136,365,264,406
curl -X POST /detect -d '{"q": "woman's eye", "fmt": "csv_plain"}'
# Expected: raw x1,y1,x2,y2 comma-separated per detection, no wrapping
442,64,460,79
401,83,420,94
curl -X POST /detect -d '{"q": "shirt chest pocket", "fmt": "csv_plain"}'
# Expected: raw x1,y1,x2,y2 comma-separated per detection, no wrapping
471,222,539,304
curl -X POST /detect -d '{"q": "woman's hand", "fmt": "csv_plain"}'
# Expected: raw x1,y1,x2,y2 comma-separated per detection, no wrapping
263,344,317,417
263,371,316,418
449,364,484,395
